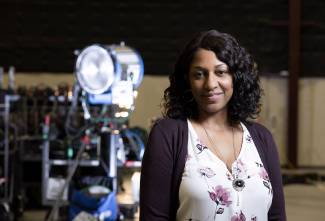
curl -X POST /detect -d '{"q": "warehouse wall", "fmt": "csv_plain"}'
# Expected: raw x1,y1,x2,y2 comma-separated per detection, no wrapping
128,76,169,132
259,76,288,166
3,73,325,167
297,78,325,167
260,76,325,167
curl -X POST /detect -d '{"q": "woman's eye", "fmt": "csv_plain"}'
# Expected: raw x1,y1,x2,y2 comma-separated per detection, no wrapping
195,72,204,77
217,70,228,75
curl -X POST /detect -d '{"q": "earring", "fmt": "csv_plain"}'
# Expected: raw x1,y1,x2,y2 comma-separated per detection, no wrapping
183,90,194,102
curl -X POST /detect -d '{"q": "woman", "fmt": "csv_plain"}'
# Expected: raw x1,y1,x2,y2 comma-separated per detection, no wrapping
140,30,286,221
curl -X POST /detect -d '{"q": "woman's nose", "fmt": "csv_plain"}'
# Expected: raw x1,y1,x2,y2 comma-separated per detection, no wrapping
204,74,218,90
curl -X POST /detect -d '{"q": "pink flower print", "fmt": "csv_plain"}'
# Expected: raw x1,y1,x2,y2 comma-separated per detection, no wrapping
197,137,204,145
197,166,215,187
208,185,232,220
226,172,232,181
240,211,246,221
216,208,224,214
231,210,246,221
263,181,273,195
196,137,208,154
255,162,263,167
259,167,272,194
245,135,252,143
228,161,254,185
208,191,218,202
196,143,208,154
233,158,247,178
251,216,258,221
258,167,269,182
214,185,232,207
198,166,215,178
187,154,193,161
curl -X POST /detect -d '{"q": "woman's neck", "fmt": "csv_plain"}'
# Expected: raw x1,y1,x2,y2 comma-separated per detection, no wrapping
195,106,232,131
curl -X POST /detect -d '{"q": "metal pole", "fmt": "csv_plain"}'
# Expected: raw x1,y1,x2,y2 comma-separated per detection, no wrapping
288,0,301,168
4,95,9,202
110,133,117,192
42,139,50,205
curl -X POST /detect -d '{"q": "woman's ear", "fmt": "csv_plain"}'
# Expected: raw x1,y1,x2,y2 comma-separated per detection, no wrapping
183,74,189,84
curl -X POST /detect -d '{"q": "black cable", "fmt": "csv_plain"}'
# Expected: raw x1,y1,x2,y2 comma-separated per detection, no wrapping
65,81,81,139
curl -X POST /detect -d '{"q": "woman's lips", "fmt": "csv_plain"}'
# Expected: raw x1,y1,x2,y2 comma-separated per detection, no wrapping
202,93,223,101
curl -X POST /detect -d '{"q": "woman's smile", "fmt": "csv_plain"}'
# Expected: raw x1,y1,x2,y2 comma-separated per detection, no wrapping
202,92,223,102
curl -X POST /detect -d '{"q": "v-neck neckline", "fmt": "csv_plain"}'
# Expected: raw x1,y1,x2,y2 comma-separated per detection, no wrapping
187,119,245,174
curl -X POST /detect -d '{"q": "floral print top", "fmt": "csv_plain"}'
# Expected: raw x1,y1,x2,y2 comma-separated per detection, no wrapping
176,120,273,221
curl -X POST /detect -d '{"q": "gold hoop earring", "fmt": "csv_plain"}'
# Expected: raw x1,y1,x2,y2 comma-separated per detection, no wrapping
183,90,194,102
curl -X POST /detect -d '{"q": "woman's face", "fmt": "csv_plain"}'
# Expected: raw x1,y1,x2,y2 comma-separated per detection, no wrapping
185,48,233,115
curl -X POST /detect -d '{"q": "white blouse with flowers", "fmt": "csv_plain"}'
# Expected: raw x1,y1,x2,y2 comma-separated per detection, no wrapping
176,120,273,221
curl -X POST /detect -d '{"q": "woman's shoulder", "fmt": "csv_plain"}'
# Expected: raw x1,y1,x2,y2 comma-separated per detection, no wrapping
245,121,277,156
245,121,272,138
153,117,188,133
147,117,188,154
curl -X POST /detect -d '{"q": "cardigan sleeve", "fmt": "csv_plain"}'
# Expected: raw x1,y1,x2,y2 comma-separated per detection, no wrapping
263,129,287,221
139,122,174,221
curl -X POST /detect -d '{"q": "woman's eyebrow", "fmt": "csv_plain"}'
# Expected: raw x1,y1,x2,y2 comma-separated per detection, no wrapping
192,64,226,69
215,64,227,68
192,66,205,70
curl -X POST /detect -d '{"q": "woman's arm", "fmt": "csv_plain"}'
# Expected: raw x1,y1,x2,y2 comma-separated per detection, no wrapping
264,129,287,221
139,122,174,221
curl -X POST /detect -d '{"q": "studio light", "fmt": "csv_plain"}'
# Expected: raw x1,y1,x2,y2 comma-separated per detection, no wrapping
75,45,116,95
74,42,144,106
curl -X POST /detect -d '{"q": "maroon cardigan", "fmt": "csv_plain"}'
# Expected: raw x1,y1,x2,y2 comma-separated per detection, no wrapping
140,118,286,221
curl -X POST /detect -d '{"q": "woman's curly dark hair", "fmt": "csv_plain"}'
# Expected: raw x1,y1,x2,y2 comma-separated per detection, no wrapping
161,30,263,125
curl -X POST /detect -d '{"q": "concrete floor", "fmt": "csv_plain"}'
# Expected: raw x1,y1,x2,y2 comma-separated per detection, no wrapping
284,183,325,220
18,211,47,221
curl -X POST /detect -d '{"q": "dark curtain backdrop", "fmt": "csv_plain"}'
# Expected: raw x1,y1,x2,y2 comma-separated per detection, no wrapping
0,0,324,76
